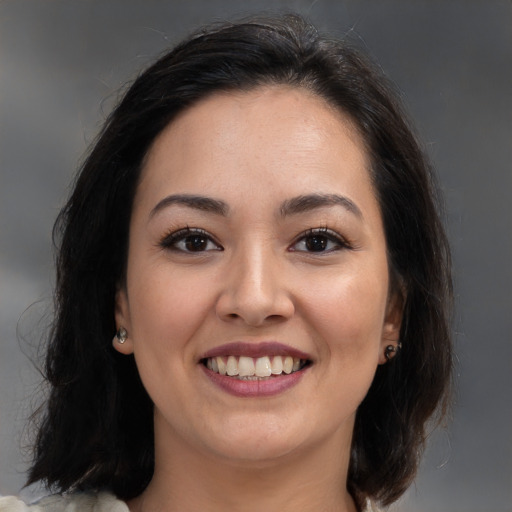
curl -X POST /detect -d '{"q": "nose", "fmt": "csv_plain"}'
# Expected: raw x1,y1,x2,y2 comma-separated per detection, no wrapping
215,243,295,327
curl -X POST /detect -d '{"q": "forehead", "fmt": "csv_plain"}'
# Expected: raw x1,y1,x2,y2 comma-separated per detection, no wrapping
136,86,374,211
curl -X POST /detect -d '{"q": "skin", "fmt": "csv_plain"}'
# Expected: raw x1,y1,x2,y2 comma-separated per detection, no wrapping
115,86,402,512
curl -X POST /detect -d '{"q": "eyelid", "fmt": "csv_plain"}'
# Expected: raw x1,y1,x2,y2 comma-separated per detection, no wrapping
158,227,223,252
288,227,353,253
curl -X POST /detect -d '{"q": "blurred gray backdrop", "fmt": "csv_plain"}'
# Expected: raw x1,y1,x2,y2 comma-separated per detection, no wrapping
1,1,511,511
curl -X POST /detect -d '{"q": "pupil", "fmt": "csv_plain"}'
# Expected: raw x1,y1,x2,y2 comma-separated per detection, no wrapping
306,236,327,251
185,235,207,251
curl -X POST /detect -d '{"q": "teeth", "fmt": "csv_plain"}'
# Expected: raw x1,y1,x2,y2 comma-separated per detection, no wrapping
271,356,283,375
206,355,305,378
283,356,293,374
255,356,272,377
217,357,227,375
238,356,255,376
226,356,238,376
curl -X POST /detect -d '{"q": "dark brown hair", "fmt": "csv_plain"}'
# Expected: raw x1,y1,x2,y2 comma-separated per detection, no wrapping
28,14,452,507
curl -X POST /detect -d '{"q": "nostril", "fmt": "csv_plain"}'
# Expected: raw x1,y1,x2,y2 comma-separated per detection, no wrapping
215,282,295,326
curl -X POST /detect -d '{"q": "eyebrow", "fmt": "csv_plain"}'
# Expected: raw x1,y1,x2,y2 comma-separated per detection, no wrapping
279,193,363,218
149,194,229,218
149,192,362,220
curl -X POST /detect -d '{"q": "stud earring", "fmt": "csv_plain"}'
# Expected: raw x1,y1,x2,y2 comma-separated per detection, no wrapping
116,327,128,344
385,342,401,362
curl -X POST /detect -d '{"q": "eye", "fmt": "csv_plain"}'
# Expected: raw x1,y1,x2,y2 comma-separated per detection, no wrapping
289,228,350,253
159,228,223,253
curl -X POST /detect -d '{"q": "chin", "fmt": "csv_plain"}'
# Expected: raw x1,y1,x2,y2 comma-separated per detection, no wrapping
201,414,314,464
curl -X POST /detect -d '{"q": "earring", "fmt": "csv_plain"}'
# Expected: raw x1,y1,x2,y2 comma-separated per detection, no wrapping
385,342,401,362
116,327,128,344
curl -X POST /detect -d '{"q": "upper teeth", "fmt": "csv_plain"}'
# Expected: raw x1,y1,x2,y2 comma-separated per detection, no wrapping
206,355,303,378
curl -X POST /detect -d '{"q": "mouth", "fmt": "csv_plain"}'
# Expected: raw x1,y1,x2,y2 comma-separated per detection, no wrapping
199,342,312,397
201,355,310,380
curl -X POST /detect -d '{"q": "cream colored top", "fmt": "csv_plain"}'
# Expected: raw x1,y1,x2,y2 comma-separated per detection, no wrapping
0,493,128,512
0,492,379,511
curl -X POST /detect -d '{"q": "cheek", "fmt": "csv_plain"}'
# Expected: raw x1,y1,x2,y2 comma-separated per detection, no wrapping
302,270,389,358
285,272,389,432
129,262,213,336
126,263,216,382
126,275,213,417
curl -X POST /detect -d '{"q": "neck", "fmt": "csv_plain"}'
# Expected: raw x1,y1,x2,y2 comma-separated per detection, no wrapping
128,417,358,512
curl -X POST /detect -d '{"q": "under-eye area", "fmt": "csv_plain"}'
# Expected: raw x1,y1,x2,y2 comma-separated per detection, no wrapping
202,355,311,379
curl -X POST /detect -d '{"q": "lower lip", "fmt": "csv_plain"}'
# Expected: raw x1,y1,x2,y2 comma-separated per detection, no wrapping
200,365,307,397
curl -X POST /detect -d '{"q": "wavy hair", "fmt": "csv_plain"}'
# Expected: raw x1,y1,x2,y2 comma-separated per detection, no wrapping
28,14,452,507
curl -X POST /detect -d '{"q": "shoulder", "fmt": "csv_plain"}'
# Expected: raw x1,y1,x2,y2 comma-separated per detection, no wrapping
0,492,128,512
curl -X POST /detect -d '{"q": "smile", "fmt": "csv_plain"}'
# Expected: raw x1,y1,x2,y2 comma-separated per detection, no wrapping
200,342,312,397
203,355,308,379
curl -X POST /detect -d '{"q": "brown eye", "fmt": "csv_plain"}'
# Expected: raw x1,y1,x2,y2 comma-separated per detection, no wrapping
160,228,222,253
304,234,329,252
184,234,209,252
290,228,350,253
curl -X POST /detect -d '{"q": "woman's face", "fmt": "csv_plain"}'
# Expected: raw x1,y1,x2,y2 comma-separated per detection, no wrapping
115,87,402,465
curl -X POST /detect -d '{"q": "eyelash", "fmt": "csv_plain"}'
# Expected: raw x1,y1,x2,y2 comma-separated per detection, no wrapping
159,226,351,254
289,227,352,254
159,227,223,253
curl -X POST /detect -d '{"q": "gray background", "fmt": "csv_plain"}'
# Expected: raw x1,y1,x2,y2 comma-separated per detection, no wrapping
1,1,511,511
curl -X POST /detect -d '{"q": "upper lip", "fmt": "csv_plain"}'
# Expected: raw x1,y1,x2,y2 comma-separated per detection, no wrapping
200,342,312,361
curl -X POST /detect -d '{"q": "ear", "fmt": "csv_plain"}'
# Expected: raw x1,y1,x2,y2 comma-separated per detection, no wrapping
378,286,405,365
113,286,135,355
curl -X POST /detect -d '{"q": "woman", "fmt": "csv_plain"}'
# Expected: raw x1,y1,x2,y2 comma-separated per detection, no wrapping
0,14,452,512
